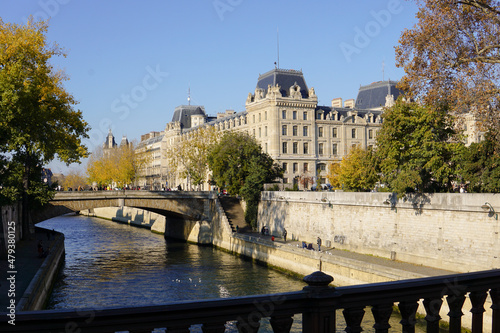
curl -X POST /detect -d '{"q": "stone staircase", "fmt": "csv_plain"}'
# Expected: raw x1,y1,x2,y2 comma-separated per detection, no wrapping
218,196,251,232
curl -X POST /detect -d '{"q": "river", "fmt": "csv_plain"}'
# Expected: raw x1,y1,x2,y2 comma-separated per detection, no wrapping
38,215,426,332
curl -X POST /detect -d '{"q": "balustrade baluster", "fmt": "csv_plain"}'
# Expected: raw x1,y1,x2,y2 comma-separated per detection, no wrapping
469,290,488,333
236,315,261,333
165,325,191,333
201,322,227,333
342,307,365,333
269,315,294,333
398,300,419,333
490,288,500,333
302,271,336,333
446,293,466,333
371,303,393,333
423,297,443,333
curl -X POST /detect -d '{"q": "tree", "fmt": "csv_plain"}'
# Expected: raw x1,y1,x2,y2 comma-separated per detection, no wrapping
207,131,283,228
0,19,89,237
63,170,87,191
457,133,500,192
326,162,342,190
86,144,140,189
376,99,460,195
167,126,220,188
396,0,500,149
339,145,379,192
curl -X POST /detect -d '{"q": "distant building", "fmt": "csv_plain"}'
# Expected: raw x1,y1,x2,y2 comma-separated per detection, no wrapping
136,68,402,190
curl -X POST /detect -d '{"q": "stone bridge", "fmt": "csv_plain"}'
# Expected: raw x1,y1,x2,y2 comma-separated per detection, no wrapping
33,191,215,224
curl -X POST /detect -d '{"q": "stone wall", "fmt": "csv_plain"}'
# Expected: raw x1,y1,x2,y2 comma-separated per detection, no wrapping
258,191,500,272
0,202,22,257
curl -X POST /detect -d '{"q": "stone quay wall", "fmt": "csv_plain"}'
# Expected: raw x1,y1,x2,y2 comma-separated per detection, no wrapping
257,191,500,273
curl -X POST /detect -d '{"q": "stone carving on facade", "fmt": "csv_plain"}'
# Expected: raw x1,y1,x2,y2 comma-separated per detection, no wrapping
385,94,395,108
289,83,302,99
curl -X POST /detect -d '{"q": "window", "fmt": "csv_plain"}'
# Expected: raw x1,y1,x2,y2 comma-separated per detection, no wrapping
303,112,308,120
368,129,373,139
304,163,308,172
253,115,255,123
282,142,288,154
282,110,287,119
316,112,322,120
259,113,261,122
265,111,267,120
303,126,308,137
332,128,338,138
303,142,309,154
318,127,323,137
293,111,297,120
318,163,326,171
259,127,261,137
293,163,298,173
352,128,356,138
293,142,298,154
282,125,287,136
318,143,324,155
282,162,288,172
283,178,288,184
332,143,338,155
265,143,268,153
253,129,255,136
293,126,298,136
265,126,267,136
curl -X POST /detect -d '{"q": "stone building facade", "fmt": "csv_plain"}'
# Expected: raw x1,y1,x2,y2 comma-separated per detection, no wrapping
136,68,401,190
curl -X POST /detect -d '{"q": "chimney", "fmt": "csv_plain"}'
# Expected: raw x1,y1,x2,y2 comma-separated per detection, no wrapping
331,98,342,108
344,99,355,108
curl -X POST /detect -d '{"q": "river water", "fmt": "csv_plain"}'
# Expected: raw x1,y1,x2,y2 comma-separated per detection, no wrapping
38,215,425,332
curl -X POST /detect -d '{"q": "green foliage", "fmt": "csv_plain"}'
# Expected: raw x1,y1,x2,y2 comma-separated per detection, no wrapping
376,99,459,195
0,18,89,236
339,145,379,191
207,131,283,228
457,133,500,192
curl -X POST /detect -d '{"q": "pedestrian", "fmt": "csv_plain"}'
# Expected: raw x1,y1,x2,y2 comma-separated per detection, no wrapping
283,229,287,242
317,237,322,252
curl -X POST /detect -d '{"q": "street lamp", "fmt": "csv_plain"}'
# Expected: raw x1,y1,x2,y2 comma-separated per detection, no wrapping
481,202,498,220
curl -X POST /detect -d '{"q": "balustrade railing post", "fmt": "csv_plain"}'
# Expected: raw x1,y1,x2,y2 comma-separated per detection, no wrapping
302,271,336,333
343,307,365,333
446,293,466,333
469,290,488,333
371,303,393,333
269,315,294,333
398,300,419,333
490,288,500,333
423,297,443,333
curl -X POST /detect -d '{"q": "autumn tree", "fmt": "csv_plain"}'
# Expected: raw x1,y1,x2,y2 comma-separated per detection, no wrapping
338,145,379,192
326,162,342,190
207,131,283,228
396,0,500,148
376,99,460,195
87,144,140,189
167,126,221,188
63,170,87,190
0,19,89,237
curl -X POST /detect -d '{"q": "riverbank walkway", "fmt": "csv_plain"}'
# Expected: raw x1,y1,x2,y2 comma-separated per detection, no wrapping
0,228,60,310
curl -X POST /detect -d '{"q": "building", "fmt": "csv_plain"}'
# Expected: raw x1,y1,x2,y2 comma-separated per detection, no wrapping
136,68,401,190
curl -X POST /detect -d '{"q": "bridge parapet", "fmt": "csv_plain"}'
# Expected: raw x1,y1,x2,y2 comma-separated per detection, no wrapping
33,191,216,224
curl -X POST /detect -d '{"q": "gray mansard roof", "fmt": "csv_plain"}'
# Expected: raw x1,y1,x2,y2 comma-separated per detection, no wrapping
256,68,309,98
355,80,401,110
171,105,206,129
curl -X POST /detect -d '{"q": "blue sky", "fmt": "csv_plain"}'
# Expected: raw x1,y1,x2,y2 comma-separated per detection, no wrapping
2,0,419,174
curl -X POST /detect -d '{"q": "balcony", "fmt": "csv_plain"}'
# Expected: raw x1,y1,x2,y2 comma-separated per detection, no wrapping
2,269,499,332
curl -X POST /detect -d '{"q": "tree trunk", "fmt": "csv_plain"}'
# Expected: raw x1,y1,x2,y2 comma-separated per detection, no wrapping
21,153,33,240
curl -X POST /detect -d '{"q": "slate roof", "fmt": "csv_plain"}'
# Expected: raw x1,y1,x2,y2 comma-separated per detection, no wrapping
171,105,206,129
256,68,309,98
355,80,401,110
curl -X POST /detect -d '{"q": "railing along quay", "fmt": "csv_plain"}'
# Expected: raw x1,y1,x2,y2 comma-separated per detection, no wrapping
2,270,499,332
